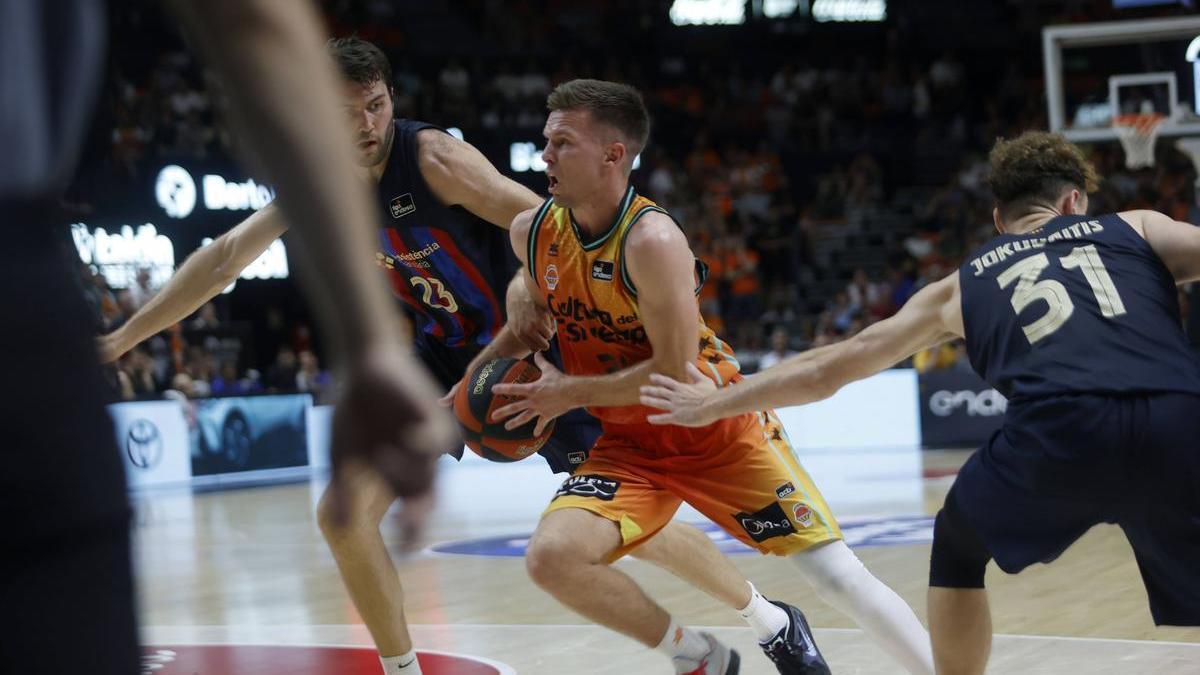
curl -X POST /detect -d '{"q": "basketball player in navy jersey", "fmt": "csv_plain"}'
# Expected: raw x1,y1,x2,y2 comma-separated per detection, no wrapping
641,131,1200,674
103,37,823,675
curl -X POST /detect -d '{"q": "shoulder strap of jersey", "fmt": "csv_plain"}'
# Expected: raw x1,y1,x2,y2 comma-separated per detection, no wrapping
618,205,708,298
387,119,447,208
525,197,556,290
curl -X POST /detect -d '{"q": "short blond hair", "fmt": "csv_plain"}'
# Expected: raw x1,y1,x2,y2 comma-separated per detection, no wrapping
547,79,650,158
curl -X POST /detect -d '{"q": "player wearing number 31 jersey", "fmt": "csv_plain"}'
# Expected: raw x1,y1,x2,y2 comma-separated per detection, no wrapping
640,131,1200,674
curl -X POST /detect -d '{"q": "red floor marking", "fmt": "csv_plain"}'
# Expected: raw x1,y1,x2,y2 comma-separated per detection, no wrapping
922,468,960,478
143,645,505,674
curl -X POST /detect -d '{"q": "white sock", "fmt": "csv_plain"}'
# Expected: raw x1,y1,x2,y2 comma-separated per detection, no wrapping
738,581,791,642
380,649,422,674
792,540,935,675
655,616,710,663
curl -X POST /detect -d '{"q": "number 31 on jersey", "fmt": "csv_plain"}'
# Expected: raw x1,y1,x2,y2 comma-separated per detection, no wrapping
998,244,1127,344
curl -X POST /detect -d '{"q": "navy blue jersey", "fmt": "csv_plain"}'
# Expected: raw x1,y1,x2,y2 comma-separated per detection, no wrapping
959,212,1200,400
374,120,517,349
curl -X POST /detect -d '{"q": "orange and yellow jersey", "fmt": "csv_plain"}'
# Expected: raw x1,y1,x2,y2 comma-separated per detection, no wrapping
526,186,741,426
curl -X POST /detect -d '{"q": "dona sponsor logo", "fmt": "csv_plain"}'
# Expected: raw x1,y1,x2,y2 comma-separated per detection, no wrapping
554,474,620,501
929,389,1007,417
734,502,796,543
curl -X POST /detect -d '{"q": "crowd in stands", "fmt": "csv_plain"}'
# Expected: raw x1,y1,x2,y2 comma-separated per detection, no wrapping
78,0,1200,399
85,265,333,402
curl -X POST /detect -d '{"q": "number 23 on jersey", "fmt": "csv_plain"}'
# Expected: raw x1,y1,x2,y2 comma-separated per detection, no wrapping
409,276,458,312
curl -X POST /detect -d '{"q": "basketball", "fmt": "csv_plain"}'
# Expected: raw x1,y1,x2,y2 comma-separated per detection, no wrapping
453,357,555,462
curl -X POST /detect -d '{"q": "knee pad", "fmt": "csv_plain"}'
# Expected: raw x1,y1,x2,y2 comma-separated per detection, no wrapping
929,489,991,589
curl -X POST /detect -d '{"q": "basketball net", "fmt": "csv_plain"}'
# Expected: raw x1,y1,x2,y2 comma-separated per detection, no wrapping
1112,113,1165,169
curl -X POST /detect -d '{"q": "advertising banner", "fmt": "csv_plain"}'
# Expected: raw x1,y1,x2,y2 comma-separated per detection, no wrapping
189,394,311,476
918,369,1006,448
109,400,193,487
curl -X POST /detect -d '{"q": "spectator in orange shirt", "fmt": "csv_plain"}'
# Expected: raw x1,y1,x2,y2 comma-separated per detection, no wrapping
722,237,762,343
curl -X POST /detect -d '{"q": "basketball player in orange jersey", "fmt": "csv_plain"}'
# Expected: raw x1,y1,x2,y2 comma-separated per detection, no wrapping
489,79,935,674
99,39,837,675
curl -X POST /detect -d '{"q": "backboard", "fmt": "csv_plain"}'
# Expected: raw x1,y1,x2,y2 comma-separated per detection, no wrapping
1043,16,1200,143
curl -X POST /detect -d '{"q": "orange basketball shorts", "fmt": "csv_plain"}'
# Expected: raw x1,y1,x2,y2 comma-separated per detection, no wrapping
543,410,842,560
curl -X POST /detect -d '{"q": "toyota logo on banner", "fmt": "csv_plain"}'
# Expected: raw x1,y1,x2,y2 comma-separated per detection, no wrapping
126,418,163,470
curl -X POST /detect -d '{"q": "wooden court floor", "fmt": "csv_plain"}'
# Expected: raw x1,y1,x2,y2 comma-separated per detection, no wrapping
134,448,1200,674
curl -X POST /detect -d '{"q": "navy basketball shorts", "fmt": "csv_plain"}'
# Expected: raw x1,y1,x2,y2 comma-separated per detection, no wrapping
415,337,599,474
948,392,1200,626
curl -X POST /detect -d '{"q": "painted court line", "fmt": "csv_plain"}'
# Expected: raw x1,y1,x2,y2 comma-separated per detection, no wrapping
145,624,1200,649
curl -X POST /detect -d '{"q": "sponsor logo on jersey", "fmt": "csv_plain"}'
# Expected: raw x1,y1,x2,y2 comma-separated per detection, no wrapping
775,482,795,499
544,264,559,290
567,451,587,465
734,502,797,543
554,474,619,501
378,242,441,270
592,260,614,281
546,293,648,345
390,193,416,219
792,502,814,528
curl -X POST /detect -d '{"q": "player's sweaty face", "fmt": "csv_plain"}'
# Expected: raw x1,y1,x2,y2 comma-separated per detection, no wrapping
341,79,394,167
541,109,608,207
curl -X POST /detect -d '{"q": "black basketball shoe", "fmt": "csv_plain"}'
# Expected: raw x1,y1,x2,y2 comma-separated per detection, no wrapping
758,601,831,675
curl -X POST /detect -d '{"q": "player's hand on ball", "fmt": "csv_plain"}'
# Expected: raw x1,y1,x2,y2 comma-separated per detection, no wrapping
507,282,555,352
327,344,456,523
491,352,571,436
437,379,461,407
640,362,719,427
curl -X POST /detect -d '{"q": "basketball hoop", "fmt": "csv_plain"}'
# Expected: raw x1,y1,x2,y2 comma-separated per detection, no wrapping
1112,113,1165,169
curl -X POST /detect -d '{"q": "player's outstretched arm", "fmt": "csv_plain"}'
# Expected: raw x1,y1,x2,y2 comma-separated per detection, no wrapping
97,205,288,362
419,129,542,229
168,0,455,514
641,273,964,427
505,271,556,352
438,208,546,407
1124,210,1200,283
418,130,553,347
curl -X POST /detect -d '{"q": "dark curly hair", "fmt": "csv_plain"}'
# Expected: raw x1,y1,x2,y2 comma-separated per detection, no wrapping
326,36,392,93
987,131,1101,221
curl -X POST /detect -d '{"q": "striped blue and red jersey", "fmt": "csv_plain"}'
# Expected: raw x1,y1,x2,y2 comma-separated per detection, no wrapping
374,120,516,349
